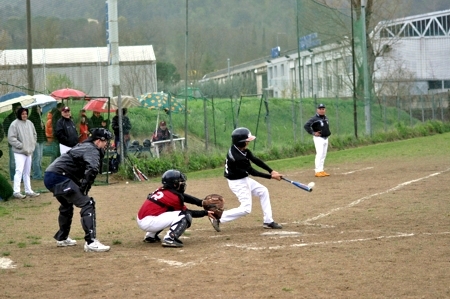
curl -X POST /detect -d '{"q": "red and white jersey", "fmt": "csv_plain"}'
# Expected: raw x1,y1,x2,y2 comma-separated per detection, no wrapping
137,188,186,219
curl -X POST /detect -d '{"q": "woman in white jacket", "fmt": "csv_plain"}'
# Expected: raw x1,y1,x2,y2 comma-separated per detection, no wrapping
7,107,40,199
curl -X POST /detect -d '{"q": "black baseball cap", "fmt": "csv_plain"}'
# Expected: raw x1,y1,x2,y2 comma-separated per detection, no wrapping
317,103,326,109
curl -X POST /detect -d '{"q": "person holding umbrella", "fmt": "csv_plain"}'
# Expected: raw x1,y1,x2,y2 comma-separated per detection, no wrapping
7,107,40,199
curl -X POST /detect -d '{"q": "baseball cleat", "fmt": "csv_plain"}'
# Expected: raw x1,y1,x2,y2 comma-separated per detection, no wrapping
315,172,326,177
307,182,315,191
322,172,330,176
263,222,282,229
143,235,161,243
162,237,184,248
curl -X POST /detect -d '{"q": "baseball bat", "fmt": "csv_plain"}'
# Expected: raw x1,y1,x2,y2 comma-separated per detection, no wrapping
125,156,142,181
281,177,314,192
134,165,148,181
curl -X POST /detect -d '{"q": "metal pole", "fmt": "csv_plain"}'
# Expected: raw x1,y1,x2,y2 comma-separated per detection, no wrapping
350,0,358,138
296,0,304,142
184,0,188,149
361,0,372,135
26,0,34,94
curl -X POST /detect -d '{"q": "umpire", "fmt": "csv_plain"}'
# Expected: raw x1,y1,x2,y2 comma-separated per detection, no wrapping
44,128,112,252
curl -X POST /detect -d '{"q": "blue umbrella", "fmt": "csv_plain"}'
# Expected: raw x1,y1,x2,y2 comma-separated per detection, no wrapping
0,91,26,103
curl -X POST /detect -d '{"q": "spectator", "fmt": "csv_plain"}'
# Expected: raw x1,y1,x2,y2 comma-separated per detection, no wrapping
28,106,46,180
2,103,22,181
111,108,132,156
90,111,109,129
152,121,176,154
51,102,64,136
55,106,78,154
45,109,54,142
7,107,40,199
80,109,92,130
78,115,89,143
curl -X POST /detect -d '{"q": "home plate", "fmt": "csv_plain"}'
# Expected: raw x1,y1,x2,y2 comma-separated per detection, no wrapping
261,231,302,236
0,257,17,269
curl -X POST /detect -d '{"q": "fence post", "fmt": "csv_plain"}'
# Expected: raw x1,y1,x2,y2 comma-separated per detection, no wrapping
203,97,208,151
420,95,424,122
335,95,339,135
383,95,387,132
409,96,413,127
432,94,436,120
440,97,444,121
264,93,271,147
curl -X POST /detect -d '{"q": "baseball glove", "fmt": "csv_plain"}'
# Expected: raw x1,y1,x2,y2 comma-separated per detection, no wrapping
202,194,225,219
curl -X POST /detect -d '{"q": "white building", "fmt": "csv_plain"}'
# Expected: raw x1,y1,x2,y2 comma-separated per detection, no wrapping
202,9,450,99
0,45,157,97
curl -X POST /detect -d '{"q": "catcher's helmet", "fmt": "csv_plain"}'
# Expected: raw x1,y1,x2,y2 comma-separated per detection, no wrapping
231,127,256,147
162,169,187,193
90,128,112,141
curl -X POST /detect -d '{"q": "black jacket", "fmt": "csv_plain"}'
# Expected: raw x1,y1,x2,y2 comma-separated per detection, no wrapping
304,113,331,138
224,145,272,180
55,117,79,147
45,141,104,185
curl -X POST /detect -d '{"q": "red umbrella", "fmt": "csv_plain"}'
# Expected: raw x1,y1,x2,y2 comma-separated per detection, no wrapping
50,88,86,100
83,98,117,113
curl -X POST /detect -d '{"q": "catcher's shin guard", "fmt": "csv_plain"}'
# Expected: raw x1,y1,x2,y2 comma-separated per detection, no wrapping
169,216,189,240
80,198,96,242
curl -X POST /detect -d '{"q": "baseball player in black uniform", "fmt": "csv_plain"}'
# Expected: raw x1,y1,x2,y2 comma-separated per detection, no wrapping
304,103,331,177
44,128,112,252
211,127,283,232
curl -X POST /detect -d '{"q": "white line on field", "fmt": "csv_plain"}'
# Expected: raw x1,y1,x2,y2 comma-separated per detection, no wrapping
342,167,373,175
224,232,450,250
303,168,450,225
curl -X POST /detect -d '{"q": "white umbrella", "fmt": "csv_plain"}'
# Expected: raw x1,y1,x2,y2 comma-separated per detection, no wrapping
0,95,35,114
111,95,140,108
24,94,57,108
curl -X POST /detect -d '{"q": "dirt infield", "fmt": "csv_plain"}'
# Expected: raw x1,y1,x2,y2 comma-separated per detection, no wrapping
0,156,449,298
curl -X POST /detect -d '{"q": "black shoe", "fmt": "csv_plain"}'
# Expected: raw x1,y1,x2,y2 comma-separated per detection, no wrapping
263,221,282,229
143,235,161,243
162,237,183,248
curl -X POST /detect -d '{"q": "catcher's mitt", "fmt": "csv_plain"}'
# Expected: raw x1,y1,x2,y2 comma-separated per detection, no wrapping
202,194,225,219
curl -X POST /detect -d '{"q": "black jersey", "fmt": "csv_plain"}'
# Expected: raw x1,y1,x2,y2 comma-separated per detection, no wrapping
224,145,272,180
304,113,331,138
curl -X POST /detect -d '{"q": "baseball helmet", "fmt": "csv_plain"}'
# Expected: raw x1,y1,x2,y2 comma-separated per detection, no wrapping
231,127,256,146
131,140,140,146
143,139,151,148
90,128,112,141
162,169,187,193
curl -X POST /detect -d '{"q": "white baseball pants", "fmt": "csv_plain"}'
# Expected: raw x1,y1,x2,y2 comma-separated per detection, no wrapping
221,177,274,224
137,211,183,239
313,136,329,173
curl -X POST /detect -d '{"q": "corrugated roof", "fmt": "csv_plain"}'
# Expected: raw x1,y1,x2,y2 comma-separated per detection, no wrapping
0,45,155,66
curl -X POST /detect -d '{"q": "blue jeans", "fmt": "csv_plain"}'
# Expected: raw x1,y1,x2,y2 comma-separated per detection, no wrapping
9,146,16,181
32,142,44,179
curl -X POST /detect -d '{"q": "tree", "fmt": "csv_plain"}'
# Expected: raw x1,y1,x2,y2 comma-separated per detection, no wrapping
156,61,180,85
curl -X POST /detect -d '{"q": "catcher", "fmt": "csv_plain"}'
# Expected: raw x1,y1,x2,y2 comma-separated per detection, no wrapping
136,169,220,248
